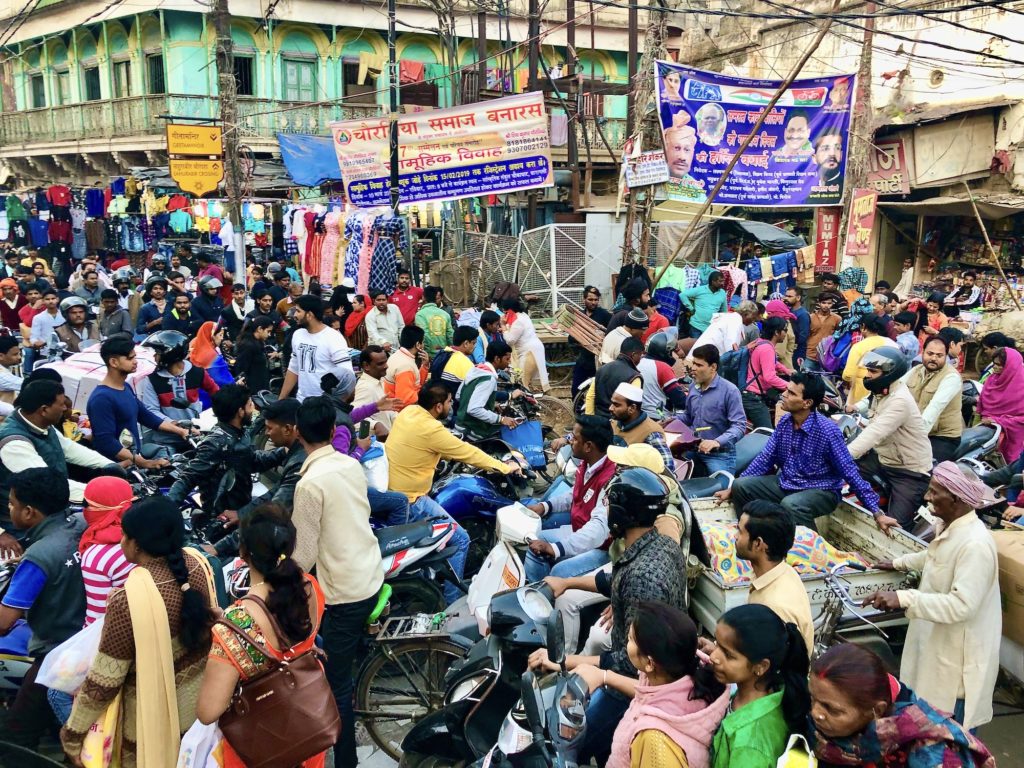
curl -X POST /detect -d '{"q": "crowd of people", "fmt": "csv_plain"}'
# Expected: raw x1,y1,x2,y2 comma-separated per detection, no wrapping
0,240,1010,768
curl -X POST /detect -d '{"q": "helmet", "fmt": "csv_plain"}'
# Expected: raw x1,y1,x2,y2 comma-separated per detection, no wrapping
113,266,137,284
142,330,190,370
605,467,668,537
151,253,168,267
59,296,89,321
198,275,223,292
145,275,168,291
861,346,909,395
645,329,679,365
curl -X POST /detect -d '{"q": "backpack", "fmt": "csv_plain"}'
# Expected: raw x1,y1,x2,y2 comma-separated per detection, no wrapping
719,341,769,392
817,331,853,373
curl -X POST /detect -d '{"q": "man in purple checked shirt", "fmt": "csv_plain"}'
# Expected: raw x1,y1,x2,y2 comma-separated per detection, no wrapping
715,372,899,535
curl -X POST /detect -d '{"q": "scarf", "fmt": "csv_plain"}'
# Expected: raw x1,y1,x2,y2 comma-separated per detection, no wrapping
189,321,219,368
78,477,133,555
834,297,873,339
977,346,1024,462
931,461,990,509
813,685,995,768
345,307,370,337
503,309,518,328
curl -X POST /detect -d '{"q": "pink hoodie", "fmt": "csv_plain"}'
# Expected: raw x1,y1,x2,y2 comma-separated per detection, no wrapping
607,673,730,768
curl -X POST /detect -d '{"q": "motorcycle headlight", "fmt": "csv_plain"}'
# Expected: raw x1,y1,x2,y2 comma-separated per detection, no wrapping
519,587,553,622
445,673,490,705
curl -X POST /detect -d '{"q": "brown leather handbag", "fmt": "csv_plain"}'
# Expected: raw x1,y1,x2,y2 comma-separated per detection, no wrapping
215,596,341,768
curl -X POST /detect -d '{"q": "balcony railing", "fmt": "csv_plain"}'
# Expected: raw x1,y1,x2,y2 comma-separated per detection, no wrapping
0,93,626,161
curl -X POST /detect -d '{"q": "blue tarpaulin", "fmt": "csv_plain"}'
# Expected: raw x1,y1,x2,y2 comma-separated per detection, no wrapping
276,133,341,187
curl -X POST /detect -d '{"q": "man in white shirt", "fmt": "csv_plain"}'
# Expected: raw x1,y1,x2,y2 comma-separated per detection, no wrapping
279,295,352,402
687,300,762,358
365,290,405,352
292,396,384,768
0,336,22,408
866,462,1000,732
29,289,64,361
352,344,394,436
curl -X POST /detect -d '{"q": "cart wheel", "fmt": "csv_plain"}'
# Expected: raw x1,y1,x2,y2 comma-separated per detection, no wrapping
535,394,575,436
355,638,468,761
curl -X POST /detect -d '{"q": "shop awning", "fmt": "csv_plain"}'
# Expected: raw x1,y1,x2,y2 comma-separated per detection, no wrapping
876,97,1017,128
878,194,1024,220
277,133,342,187
716,217,807,250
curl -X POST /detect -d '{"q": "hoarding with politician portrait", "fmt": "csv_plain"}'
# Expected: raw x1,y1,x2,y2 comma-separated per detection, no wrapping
330,91,553,208
656,62,855,207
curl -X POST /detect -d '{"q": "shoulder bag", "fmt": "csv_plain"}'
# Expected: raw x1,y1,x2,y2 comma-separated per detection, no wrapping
215,595,340,768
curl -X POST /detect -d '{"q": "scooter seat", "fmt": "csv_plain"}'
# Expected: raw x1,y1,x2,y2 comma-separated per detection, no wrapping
955,425,995,460
680,476,728,499
735,432,772,474
374,521,435,555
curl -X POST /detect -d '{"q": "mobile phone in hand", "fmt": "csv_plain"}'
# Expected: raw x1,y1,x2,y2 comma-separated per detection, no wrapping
359,420,371,439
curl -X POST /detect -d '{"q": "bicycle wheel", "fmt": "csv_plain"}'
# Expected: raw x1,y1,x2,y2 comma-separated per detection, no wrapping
535,394,575,437
388,576,445,617
354,638,467,761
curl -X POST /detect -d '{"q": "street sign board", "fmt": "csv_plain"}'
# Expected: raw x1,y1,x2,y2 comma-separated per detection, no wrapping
169,158,224,196
166,124,223,156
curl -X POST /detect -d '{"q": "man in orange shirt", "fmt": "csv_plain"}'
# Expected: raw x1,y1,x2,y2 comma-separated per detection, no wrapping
384,324,429,409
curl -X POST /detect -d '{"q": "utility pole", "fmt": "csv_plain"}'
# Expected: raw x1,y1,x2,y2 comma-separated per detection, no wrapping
566,0,580,210
839,1,875,269
527,0,539,229
388,0,400,214
626,1,638,137
210,0,243,277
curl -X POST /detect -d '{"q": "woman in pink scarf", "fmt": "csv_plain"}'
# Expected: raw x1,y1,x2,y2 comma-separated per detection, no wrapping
977,346,1024,463
575,601,729,768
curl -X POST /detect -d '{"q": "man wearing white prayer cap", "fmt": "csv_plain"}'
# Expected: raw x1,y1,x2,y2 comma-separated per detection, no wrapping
865,461,1001,731
608,379,675,472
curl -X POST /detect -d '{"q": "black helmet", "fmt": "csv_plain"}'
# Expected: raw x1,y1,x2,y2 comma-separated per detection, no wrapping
861,346,909,395
606,467,669,537
645,329,678,365
142,330,190,370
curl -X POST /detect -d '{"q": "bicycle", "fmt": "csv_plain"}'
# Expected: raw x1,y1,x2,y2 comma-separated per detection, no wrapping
812,561,905,671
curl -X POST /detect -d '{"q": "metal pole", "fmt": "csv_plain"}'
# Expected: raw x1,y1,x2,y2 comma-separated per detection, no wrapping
566,0,579,211
388,0,400,214
963,182,1023,311
626,0,638,137
527,0,539,229
210,0,243,278
477,6,487,98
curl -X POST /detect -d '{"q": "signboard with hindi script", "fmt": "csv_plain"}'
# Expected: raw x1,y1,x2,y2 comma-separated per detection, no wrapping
330,92,553,207
842,188,878,262
166,124,222,157
169,159,224,197
866,137,911,195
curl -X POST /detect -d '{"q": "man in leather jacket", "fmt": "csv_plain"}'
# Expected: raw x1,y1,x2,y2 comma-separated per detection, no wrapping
167,384,287,522
210,397,307,558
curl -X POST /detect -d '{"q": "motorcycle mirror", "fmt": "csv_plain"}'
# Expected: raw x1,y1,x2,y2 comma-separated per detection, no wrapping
519,670,546,742
547,610,566,669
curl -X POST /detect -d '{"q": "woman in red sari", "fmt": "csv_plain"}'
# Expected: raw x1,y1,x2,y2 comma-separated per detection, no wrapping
197,504,327,768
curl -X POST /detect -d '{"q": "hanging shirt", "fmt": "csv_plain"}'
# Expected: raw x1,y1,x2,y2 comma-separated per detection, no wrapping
168,210,193,234
28,218,49,248
84,189,105,219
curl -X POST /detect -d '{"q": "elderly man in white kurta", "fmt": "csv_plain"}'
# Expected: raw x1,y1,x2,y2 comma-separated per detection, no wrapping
864,461,1000,731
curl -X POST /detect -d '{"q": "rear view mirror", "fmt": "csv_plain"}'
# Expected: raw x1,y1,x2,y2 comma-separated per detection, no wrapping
547,610,566,668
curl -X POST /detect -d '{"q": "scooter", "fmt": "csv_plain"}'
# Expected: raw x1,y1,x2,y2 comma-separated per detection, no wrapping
0,564,33,704
224,519,463,615
399,581,561,766
473,612,590,768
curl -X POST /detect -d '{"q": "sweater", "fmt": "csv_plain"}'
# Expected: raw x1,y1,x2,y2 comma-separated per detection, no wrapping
848,381,933,474
609,675,730,768
87,383,166,460
292,445,384,605
383,348,428,409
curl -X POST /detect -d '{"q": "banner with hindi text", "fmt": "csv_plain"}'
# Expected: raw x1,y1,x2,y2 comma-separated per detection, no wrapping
330,92,552,208
655,62,855,207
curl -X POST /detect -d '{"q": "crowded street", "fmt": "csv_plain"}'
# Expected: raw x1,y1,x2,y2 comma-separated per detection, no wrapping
0,0,1023,766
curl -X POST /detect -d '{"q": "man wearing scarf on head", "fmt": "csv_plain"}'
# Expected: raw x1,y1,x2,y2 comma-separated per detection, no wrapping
864,462,1000,731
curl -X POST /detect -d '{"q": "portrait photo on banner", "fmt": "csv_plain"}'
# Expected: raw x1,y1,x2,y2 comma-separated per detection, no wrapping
654,61,855,208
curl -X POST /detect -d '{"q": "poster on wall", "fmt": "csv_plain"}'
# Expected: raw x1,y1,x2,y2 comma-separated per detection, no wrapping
330,91,552,208
842,188,878,264
654,62,855,207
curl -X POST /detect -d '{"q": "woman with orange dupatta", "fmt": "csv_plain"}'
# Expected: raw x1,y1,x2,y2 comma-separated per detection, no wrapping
189,321,235,407
198,504,327,768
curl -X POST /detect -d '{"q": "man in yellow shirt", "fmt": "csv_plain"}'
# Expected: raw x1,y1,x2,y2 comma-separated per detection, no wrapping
385,383,517,603
734,498,814,655
842,314,897,405
435,325,478,398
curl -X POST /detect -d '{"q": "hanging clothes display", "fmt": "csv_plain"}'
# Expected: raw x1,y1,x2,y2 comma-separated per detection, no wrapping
319,210,343,286
368,214,408,297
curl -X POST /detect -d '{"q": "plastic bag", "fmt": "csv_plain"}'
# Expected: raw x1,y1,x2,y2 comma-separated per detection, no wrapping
776,734,817,768
177,720,227,768
37,617,104,694
81,690,121,768
360,442,390,492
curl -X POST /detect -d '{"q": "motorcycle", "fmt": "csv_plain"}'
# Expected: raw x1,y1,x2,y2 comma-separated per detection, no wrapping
473,612,590,768
0,563,33,705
